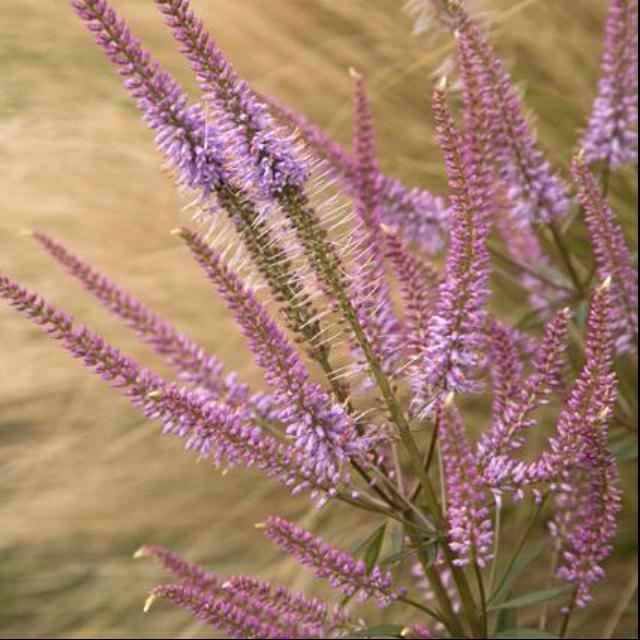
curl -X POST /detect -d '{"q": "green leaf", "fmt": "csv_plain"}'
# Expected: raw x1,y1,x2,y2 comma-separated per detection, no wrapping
351,623,405,638
489,543,545,605
363,524,387,572
495,606,518,635
494,628,560,639
490,584,573,611
611,437,638,462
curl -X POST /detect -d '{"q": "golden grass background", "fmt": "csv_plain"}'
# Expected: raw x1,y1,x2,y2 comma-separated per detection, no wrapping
0,0,637,637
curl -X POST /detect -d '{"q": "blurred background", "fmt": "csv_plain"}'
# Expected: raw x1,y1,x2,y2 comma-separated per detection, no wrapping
0,0,637,637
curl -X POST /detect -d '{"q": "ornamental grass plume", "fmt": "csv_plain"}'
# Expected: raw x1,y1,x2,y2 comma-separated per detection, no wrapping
1,0,637,638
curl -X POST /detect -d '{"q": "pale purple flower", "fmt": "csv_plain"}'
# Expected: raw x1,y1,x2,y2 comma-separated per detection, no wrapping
155,0,308,197
547,282,621,608
478,308,570,465
452,2,571,224
582,0,638,168
572,155,638,352
382,225,439,357
262,516,405,607
411,86,492,417
439,402,493,567
72,0,228,200
487,319,524,421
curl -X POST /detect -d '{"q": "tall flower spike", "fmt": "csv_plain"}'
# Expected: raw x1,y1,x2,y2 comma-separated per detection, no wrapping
439,399,493,567
175,227,372,489
411,85,492,417
582,0,638,168
267,96,449,254
572,155,638,353
451,1,570,224
487,319,524,421
382,225,439,357
32,231,269,413
547,281,621,608
155,0,307,197
0,275,332,501
478,308,570,465
72,0,228,200
262,516,405,607
348,69,404,379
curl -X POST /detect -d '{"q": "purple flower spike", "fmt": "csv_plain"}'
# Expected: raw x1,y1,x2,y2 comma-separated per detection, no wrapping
439,400,493,568
262,516,405,607
582,0,638,168
347,70,404,378
487,319,524,421
411,86,492,417
267,96,449,254
452,2,571,225
32,232,259,407
155,0,308,197
547,281,622,608
479,308,570,465
572,155,638,353
71,0,228,200
175,227,372,489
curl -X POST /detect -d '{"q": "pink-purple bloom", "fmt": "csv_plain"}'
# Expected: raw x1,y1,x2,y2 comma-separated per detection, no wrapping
262,516,404,607
582,0,638,168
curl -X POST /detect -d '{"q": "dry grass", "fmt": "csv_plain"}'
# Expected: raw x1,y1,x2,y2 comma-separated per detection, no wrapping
0,0,637,637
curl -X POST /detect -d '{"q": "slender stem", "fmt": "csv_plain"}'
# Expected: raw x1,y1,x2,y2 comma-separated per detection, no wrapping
405,519,467,638
559,589,577,638
408,416,440,503
397,595,449,629
488,496,502,594
602,566,638,639
547,220,584,296
539,545,559,631
474,560,488,639
489,495,547,603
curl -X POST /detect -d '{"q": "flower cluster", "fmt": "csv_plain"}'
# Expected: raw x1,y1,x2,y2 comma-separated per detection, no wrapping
1,0,635,638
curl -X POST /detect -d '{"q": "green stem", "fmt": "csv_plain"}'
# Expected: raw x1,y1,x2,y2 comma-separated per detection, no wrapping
474,560,488,638
559,589,577,638
547,220,584,297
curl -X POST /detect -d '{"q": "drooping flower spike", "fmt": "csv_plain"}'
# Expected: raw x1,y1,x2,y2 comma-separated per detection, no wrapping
572,154,638,353
261,516,405,607
582,0,638,168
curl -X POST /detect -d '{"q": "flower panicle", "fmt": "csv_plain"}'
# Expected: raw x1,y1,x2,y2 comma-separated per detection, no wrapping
572,154,638,352
439,401,493,568
71,0,228,199
155,0,308,197
581,0,638,168
262,516,405,607
174,227,372,488
451,1,571,224
411,85,492,417
547,282,621,608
